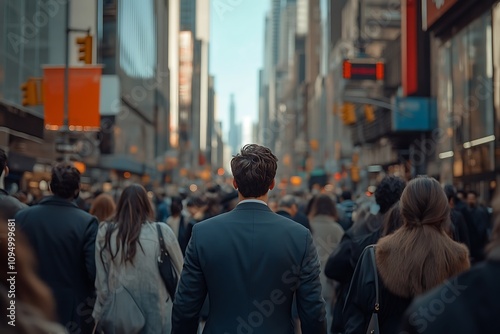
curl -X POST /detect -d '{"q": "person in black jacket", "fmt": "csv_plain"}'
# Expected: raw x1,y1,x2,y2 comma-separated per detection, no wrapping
344,176,470,334
443,184,471,251
401,193,500,334
15,162,99,333
454,189,483,263
466,190,491,262
324,176,406,334
0,148,27,221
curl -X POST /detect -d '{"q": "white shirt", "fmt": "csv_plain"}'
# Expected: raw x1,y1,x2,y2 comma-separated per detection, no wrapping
238,199,268,206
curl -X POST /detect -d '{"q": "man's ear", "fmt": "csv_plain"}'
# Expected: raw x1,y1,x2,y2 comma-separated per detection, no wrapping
232,179,238,190
269,179,276,190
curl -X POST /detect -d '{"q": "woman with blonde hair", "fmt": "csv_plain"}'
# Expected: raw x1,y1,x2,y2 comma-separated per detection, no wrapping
93,184,183,333
343,176,470,334
89,193,116,223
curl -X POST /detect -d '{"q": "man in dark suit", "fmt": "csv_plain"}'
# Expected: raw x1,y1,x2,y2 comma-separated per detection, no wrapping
172,144,326,334
15,162,98,333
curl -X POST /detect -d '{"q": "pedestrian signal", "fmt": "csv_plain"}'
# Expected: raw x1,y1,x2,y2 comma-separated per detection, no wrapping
76,35,92,64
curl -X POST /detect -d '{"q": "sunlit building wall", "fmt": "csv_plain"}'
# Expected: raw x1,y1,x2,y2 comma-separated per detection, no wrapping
180,0,210,171
168,0,180,149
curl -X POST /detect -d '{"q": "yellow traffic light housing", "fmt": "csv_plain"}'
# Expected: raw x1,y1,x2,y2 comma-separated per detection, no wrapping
20,78,38,106
76,35,92,64
341,103,357,125
351,165,360,182
364,104,375,123
310,139,319,151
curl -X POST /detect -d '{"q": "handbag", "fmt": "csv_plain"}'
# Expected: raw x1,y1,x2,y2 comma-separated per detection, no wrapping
366,246,380,334
156,223,179,301
98,285,145,334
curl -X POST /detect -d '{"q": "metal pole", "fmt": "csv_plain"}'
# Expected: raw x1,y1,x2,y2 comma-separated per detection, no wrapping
63,0,70,161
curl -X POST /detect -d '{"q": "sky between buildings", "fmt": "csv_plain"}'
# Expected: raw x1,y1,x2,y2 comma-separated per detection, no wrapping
210,0,269,143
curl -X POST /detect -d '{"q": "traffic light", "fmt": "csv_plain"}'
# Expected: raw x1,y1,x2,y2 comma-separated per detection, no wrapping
351,165,360,183
310,139,319,151
341,103,357,125
364,104,376,123
76,35,92,64
20,78,38,106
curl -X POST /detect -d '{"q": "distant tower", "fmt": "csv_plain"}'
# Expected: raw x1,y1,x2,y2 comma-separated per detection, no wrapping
228,94,240,155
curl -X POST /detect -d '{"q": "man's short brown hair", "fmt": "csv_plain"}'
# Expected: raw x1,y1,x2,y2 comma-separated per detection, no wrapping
50,162,81,199
231,144,278,198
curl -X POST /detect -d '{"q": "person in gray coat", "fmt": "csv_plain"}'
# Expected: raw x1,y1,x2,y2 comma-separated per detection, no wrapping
93,184,183,333
172,144,326,334
308,194,344,330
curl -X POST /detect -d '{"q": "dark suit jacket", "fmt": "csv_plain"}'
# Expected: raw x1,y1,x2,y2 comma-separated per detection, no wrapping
172,201,326,334
0,188,27,221
15,195,98,333
401,258,500,333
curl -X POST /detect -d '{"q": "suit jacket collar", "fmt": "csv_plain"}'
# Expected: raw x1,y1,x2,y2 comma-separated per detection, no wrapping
232,201,272,213
38,195,79,208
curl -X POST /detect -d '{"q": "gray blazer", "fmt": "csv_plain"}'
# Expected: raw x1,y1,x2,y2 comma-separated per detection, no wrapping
93,222,183,333
172,201,326,334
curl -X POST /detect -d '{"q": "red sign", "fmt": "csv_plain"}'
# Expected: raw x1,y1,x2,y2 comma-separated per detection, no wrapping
43,66,101,130
402,0,418,96
343,61,384,81
424,0,459,30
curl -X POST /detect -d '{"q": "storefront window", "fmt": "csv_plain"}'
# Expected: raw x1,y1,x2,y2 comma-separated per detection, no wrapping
468,16,495,139
493,3,500,171
437,41,456,181
440,11,496,178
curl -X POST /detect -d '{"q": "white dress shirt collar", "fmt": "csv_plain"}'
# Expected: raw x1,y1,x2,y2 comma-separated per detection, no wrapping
238,199,268,206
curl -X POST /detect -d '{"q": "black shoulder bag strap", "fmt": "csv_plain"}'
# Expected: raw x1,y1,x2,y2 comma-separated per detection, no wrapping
366,245,380,334
156,223,178,301
370,246,380,314
156,223,169,257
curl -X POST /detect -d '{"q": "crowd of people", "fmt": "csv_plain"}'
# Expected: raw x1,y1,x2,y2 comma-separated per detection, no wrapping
0,145,498,334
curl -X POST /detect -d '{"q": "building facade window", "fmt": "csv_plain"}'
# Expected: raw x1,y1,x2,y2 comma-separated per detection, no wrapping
0,0,64,109
438,11,496,183
493,3,500,172
99,0,118,75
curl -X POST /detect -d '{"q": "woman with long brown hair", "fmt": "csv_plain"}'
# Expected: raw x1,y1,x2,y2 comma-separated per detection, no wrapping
401,191,499,333
92,184,183,333
343,176,470,333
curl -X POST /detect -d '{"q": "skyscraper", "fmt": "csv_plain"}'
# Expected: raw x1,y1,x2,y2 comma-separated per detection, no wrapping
228,94,241,155
179,0,210,171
